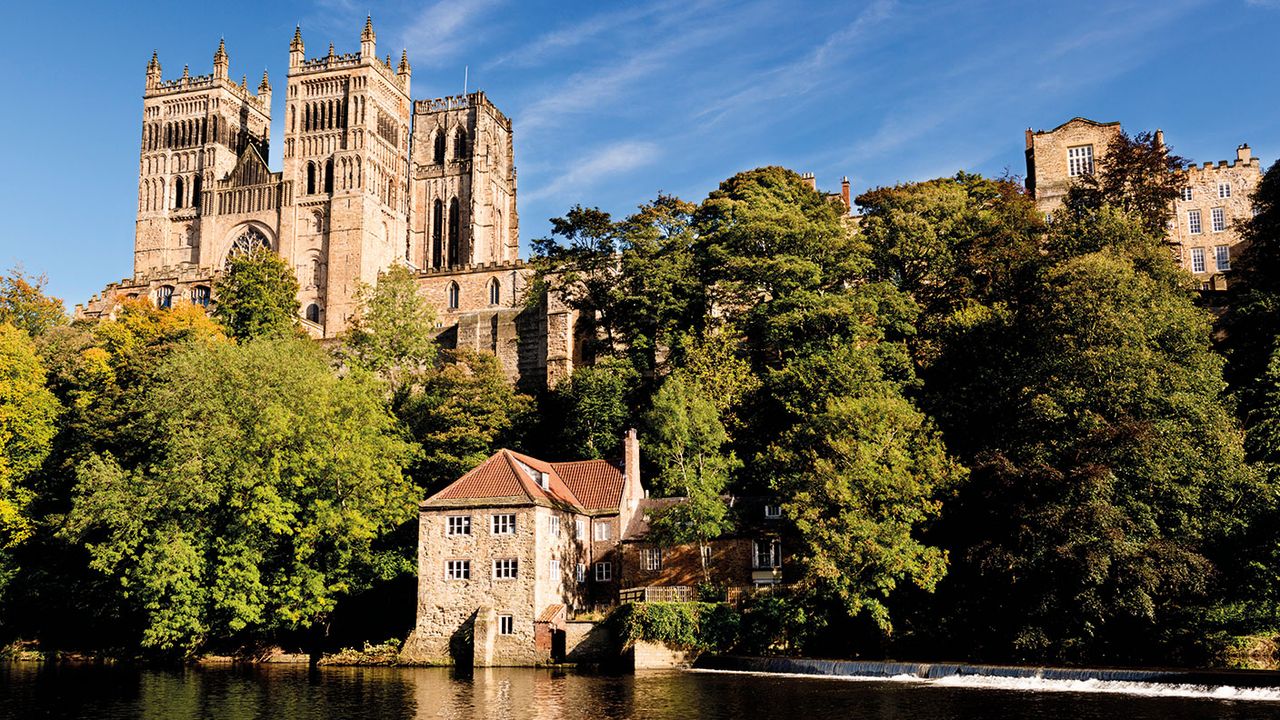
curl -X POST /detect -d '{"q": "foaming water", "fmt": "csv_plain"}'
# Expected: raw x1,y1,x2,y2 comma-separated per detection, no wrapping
690,667,1280,702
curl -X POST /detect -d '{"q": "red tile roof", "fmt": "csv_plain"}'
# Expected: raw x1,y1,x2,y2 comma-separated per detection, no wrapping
426,449,623,513
553,460,625,511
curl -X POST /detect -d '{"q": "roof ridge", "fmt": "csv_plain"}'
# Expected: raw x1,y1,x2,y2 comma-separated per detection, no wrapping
500,449,542,504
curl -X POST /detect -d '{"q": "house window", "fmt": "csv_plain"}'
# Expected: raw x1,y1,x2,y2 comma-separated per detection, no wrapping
576,518,586,540
764,504,782,519
753,539,781,569
1191,247,1206,273
498,614,514,635
643,548,663,571
576,563,586,583
1215,245,1231,272
1181,187,1193,202
594,521,610,541
550,559,561,577
445,560,470,580
191,285,210,307
493,558,518,579
491,514,515,535
594,562,612,582
447,516,471,536
1067,145,1094,177
549,516,561,537
1188,209,1202,235
156,285,174,309
1219,182,1232,199
1211,207,1226,233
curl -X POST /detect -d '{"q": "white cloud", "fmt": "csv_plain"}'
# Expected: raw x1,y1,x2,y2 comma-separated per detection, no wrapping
485,1,682,69
396,0,504,68
523,141,662,203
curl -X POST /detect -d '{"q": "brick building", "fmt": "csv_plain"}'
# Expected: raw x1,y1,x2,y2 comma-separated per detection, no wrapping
1025,117,1263,289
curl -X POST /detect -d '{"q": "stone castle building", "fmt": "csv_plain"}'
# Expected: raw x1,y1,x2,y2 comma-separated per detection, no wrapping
1025,117,1262,290
78,20,579,388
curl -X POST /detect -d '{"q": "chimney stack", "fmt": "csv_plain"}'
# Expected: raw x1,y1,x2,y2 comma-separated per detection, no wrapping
801,172,817,190
1155,129,1165,149
1238,143,1253,163
624,428,640,492
841,176,851,210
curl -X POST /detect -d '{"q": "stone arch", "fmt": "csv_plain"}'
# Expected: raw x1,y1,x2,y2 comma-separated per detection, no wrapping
222,223,276,267
447,281,460,310
432,198,444,268
488,277,501,305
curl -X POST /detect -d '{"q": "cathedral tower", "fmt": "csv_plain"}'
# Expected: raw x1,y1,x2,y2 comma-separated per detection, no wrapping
135,41,271,276
280,17,412,331
409,92,518,269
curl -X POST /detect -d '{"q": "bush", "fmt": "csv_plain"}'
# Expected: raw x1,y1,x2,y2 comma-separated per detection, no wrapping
609,601,739,652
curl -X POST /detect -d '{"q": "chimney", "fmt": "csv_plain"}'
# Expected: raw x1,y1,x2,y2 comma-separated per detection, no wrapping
1025,127,1034,150
624,428,640,493
801,172,817,190
841,176,851,210
1238,143,1253,163
538,471,550,491
1155,129,1165,149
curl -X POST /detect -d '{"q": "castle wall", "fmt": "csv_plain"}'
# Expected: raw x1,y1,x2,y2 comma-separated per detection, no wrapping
1169,147,1262,290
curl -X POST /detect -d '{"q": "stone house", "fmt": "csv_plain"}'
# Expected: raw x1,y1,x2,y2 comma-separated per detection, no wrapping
401,431,644,666
1024,117,1262,289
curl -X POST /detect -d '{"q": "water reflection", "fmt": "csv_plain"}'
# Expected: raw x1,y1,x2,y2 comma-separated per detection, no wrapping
5,662,1280,720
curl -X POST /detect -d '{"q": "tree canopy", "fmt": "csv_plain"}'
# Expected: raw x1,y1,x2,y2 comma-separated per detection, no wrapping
213,247,301,340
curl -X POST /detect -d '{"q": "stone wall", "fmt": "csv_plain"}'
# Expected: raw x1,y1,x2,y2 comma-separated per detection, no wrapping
1169,146,1262,289
1025,117,1123,216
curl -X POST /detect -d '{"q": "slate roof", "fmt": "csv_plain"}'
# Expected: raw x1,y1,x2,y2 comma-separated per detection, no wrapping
424,449,625,514
622,496,786,541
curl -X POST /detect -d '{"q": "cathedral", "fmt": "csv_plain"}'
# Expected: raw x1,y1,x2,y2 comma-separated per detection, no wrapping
79,19,579,388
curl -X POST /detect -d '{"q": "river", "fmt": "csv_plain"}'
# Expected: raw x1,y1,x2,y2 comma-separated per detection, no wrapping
5,662,1280,719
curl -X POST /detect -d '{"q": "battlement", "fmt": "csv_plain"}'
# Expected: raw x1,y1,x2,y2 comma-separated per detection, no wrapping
147,72,269,111
415,259,528,278
1178,144,1259,175
414,92,511,129
291,47,409,93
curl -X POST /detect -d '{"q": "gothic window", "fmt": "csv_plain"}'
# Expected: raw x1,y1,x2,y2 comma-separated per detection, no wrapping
306,163,316,195
448,198,460,267
225,226,271,268
173,176,184,209
311,257,324,287
305,303,321,323
324,158,334,194
156,285,175,309
447,281,460,310
433,130,446,164
454,128,469,159
191,285,211,307
191,174,202,208
489,277,501,305
432,199,444,268
304,104,311,132
312,210,325,233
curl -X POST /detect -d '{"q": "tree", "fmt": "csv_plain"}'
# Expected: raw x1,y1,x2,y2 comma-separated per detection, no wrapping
1224,159,1280,422
398,348,532,493
1064,130,1189,237
213,247,301,340
0,268,66,338
63,337,417,657
340,264,437,395
553,357,639,459
644,373,738,581
0,324,59,578
531,206,624,359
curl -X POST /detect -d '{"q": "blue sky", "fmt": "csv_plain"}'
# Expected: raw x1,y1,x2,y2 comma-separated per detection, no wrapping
2,0,1278,307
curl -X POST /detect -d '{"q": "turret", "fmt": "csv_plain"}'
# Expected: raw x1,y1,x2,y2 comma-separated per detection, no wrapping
290,25,304,68
213,38,229,80
258,69,272,108
145,50,161,90
361,15,376,58
397,49,412,95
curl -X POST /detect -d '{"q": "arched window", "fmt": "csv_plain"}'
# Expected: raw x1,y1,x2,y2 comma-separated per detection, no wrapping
447,197,460,267
433,130,446,164
489,277,501,305
311,257,324,287
191,174,202,208
431,198,443,268
191,285,211,307
305,303,321,323
156,285,175,309
224,226,272,268
324,158,334,193
447,281,460,310
173,176,184,209
454,128,469,159
306,163,316,195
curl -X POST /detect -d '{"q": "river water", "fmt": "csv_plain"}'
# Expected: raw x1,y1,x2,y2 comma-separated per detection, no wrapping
5,662,1280,719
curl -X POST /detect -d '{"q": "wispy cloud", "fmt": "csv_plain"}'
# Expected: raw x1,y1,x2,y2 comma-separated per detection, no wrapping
396,0,504,68
485,1,683,70
523,141,661,203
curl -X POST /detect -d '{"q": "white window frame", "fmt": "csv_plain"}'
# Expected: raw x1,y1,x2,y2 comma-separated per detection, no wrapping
1181,187,1193,202
643,547,663,571
491,513,516,535
594,562,612,582
1067,145,1094,177
576,562,586,583
752,539,782,569
446,515,471,536
498,614,514,635
445,559,470,580
764,504,782,519
576,518,586,540
1191,247,1206,273
593,521,610,541
1188,209,1202,235
549,516,561,537
1211,207,1226,233
550,558,561,577
493,558,518,579
1215,245,1231,272
1219,182,1232,199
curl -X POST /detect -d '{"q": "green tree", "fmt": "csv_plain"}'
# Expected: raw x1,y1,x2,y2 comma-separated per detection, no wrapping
0,268,66,339
554,356,639,459
1064,130,1189,237
213,247,301,340
64,337,417,657
340,264,437,394
0,324,59,567
644,372,738,580
1224,159,1280,422
398,348,532,492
